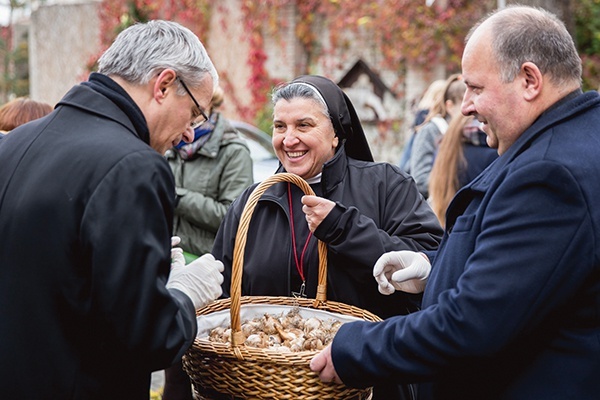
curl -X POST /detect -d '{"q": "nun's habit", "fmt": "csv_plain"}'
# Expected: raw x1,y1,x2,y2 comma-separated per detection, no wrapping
213,75,443,400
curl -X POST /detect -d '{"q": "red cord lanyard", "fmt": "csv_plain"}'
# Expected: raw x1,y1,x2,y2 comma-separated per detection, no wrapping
288,182,312,298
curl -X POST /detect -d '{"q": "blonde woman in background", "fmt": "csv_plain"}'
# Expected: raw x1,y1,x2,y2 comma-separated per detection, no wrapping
410,74,466,198
413,79,447,127
398,79,446,173
428,114,497,227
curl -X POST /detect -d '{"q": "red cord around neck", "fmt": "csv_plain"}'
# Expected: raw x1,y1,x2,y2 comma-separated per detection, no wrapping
287,182,313,286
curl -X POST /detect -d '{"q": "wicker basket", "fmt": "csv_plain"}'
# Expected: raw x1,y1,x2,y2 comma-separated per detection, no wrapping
183,173,381,399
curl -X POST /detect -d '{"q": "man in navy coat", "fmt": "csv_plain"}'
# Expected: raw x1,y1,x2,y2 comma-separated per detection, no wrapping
310,5,600,399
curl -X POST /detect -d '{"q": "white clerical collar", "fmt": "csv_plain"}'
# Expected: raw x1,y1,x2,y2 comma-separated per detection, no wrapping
305,173,322,184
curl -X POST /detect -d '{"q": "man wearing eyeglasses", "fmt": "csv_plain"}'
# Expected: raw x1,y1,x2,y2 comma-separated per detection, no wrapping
0,21,224,399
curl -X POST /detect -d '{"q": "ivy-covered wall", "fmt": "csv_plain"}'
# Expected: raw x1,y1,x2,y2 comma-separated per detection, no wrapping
26,0,600,162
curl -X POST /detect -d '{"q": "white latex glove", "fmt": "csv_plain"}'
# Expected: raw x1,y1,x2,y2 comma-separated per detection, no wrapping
166,253,224,309
373,251,431,294
170,236,185,270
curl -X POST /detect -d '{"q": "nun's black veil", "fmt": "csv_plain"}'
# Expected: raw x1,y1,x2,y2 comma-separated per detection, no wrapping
291,75,374,162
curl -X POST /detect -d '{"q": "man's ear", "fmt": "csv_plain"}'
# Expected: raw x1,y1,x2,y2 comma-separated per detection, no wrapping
521,62,543,102
154,69,177,103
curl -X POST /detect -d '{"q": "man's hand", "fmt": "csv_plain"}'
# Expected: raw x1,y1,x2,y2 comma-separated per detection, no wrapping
166,253,224,309
373,251,431,294
310,344,343,384
301,195,336,232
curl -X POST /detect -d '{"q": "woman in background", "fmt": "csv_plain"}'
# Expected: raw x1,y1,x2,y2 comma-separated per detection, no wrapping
398,79,446,173
410,74,466,198
0,97,53,138
166,86,253,257
428,114,497,227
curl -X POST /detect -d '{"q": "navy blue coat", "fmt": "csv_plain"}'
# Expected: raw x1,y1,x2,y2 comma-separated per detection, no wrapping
331,90,600,399
0,82,196,399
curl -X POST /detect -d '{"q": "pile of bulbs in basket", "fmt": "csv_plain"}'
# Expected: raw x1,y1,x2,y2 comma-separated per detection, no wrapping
207,308,341,352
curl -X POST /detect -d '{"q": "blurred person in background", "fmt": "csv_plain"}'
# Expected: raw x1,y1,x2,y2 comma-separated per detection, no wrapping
410,74,466,198
398,79,446,173
311,6,599,399
163,86,253,399
0,20,225,399
428,114,497,227
213,75,443,399
0,97,53,139
166,86,253,257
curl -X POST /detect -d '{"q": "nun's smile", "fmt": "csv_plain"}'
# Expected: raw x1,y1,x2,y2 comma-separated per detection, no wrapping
286,150,308,159
272,97,339,180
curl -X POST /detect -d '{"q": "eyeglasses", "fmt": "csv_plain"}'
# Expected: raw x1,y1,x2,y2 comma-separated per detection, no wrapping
177,76,209,130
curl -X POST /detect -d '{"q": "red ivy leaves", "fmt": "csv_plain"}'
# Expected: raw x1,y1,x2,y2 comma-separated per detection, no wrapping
94,0,492,121
96,0,211,55
240,0,276,119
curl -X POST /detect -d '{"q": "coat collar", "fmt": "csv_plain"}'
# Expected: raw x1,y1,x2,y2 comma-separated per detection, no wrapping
57,84,139,139
321,145,348,195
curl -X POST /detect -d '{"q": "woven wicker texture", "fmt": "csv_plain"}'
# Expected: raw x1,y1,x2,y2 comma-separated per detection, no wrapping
183,173,381,399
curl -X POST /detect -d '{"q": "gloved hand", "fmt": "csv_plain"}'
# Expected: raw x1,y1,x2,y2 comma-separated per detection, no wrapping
170,236,185,270
373,251,431,294
166,253,224,309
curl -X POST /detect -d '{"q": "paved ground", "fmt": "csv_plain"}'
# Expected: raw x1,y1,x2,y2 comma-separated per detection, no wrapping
151,370,165,395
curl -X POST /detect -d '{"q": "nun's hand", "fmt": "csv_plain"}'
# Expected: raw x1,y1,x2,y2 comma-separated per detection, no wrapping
301,195,335,232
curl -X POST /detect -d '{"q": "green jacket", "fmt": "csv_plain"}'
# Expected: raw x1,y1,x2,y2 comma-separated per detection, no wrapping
166,114,253,256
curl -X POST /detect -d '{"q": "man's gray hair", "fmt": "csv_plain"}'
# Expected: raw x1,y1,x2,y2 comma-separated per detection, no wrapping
98,20,218,94
272,81,331,121
467,5,581,86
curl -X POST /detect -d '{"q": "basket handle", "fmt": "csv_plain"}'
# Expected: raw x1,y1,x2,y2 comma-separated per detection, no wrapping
230,173,328,347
